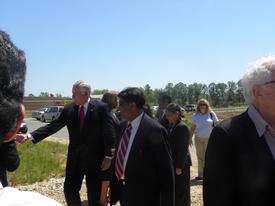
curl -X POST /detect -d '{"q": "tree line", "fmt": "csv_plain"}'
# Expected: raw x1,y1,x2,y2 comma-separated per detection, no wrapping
93,80,246,107
33,80,246,107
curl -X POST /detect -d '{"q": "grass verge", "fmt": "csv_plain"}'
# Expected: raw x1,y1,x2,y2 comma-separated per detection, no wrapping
8,141,67,186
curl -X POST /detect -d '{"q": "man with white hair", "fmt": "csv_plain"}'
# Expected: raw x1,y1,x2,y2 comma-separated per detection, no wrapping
16,80,116,206
203,55,275,206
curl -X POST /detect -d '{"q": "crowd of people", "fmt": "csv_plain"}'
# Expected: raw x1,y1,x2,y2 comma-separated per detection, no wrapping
1,30,275,206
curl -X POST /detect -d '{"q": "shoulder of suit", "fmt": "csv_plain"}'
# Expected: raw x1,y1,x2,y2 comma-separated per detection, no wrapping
215,111,252,134
89,99,108,108
142,113,162,127
63,102,75,110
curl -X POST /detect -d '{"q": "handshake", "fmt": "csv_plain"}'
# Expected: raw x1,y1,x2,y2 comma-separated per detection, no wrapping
14,134,29,144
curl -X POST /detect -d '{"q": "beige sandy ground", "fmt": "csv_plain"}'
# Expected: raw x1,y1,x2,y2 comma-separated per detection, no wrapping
18,137,203,206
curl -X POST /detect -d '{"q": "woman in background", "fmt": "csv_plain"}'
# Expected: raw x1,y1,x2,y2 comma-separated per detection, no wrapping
166,103,191,206
100,91,120,206
189,98,218,180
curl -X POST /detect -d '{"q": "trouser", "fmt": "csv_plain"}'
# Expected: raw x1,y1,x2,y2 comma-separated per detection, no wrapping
194,136,209,178
175,166,190,206
109,176,123,205
64,170,101,206
115,180,126,206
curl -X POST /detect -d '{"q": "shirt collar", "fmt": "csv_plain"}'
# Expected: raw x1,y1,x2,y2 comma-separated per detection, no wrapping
79,97,90,111
248,105,269,137
84,97,90,108
128,112,144,130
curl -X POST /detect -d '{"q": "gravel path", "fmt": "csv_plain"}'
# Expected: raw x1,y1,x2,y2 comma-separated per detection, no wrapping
17,176,202,206
16,137,203,206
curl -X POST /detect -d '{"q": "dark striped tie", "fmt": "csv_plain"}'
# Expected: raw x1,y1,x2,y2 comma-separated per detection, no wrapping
115,123,132,180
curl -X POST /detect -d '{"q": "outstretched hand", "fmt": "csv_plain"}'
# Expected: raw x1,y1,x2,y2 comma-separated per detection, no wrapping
15,134,29,144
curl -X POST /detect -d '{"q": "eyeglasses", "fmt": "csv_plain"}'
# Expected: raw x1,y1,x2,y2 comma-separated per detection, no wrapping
263,80,275,85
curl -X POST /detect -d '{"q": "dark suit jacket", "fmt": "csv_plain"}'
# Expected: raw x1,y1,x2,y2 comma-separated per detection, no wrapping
0,140,20,187
167,120,191,169
156,109,170,131
203,111,275,206
31,99,116,173
122,113,175,206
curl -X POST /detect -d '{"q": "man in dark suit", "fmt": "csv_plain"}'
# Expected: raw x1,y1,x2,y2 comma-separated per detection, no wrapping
16,80,116,206
203,55,275,206
155,93,171,130
115,87,175,206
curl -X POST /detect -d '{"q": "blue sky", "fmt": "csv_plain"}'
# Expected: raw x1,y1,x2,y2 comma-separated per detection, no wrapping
2,0,275,96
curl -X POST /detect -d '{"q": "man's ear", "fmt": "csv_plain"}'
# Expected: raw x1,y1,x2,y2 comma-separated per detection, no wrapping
3,104,25,142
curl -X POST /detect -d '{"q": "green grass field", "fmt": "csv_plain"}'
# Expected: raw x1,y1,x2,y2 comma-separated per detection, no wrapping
8,141,67,186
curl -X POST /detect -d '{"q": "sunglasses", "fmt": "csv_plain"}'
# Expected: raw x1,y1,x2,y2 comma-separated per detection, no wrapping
199,104,207,106
263,80,275,85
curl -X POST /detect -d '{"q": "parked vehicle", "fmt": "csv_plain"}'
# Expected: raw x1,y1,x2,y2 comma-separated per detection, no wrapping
184,104,196,112
31,107,48,120
41,106,64,122
18,120,28,134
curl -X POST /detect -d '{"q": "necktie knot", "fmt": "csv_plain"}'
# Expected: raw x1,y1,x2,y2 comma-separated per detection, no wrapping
126,123,132,130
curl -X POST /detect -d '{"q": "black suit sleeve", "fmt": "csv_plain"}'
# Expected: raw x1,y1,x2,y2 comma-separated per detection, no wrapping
99,104,116,157
0,140,20,172
151,126,175,206
174,124,190,169
31,108,67,143
203,126,237,206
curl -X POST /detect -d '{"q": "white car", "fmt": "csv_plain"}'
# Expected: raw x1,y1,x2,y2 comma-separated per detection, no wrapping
41,106,64,122
31,107,48,120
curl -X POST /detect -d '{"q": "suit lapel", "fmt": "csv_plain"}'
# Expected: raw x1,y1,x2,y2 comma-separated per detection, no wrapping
125,113,146,173
73,104,79,127
82,100,95,130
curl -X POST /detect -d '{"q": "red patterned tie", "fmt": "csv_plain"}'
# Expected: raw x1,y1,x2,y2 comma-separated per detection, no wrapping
115,123,132,180
79,106,84,130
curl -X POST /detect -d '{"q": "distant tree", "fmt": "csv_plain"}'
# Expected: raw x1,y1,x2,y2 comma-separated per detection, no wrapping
39,92,50,97
188,83,206,104
226,81,237,106
153,88,164,105
215,83,228,106
92,89,108,95
208,83,218,106
55,93,63,98
28,93,35,97
144,84,156,105
235,80,246,106
173,82,188,105
164,83,174,98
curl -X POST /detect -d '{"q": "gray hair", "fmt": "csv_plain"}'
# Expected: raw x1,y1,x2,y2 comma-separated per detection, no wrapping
242,55,275,104
73,80,91,95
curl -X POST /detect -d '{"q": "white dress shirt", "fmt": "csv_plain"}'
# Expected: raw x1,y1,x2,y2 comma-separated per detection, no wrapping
79,97,90,116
